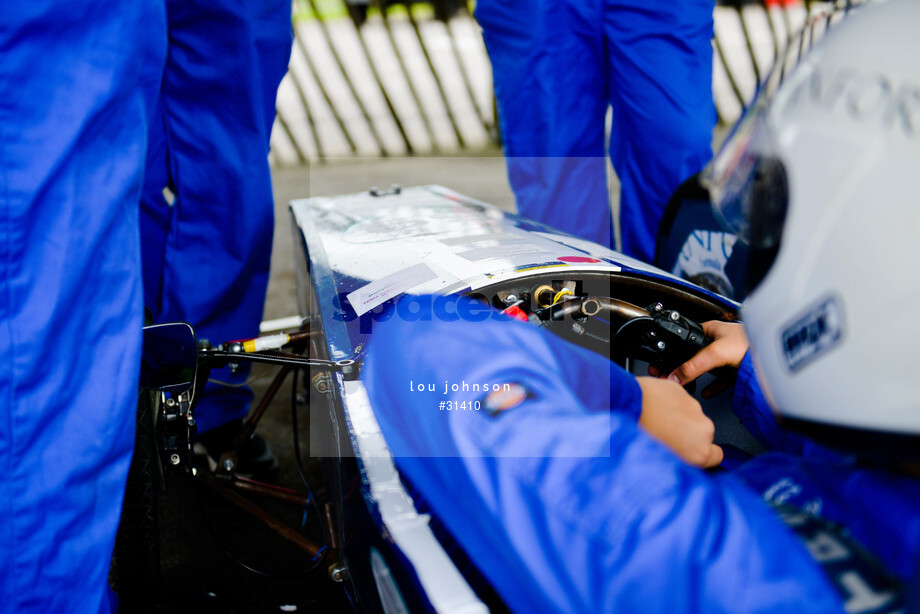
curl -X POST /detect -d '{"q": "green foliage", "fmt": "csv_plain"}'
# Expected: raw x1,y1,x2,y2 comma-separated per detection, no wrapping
291,0,473,24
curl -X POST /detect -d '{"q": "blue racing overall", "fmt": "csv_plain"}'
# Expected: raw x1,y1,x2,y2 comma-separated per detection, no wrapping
364,296,919,613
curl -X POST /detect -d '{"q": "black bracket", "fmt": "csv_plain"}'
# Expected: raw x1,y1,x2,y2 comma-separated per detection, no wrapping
369,185,402,197
613,303,708,373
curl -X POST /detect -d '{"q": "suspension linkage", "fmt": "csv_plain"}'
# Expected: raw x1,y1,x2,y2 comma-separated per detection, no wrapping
200,349,359,381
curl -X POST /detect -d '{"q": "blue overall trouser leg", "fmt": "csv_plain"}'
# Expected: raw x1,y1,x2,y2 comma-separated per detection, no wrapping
140,0,293,433
0,3,166,612
476,0,715,262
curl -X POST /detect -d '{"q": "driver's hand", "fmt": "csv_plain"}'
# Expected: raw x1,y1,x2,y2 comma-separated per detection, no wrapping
637,377,723,469
666,322,749,398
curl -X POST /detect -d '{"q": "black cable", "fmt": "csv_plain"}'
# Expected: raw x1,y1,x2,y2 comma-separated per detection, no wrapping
203,349,342,371
186,364,329,579
342,578,358,611
290,366,328,550
190,470,327,579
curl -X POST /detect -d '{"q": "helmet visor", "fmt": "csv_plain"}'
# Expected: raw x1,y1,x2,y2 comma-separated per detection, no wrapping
703,6,852,296
704,95,789,296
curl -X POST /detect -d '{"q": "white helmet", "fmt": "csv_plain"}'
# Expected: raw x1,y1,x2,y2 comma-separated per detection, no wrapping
706,0,920,454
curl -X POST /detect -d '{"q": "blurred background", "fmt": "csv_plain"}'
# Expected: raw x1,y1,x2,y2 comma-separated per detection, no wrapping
270,0,838,165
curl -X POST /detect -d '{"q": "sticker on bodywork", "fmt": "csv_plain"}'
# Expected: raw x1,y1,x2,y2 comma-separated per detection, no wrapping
781,296,845,372
346,263,439,317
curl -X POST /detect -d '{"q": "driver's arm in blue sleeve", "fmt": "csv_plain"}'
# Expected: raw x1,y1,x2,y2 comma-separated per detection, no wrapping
364,296,843,613
669,321,920,584
733,352,838,458
732,354,920,583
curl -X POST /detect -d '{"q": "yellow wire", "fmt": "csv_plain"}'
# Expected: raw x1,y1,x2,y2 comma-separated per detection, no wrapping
551,288,573,305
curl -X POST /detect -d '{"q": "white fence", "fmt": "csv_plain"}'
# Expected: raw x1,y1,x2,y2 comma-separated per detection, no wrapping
270,1,848,165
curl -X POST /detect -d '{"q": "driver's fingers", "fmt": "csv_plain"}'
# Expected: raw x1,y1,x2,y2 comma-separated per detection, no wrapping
700,320,730,337
668,344,725,385
670,321,747,385
704,443,724,469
